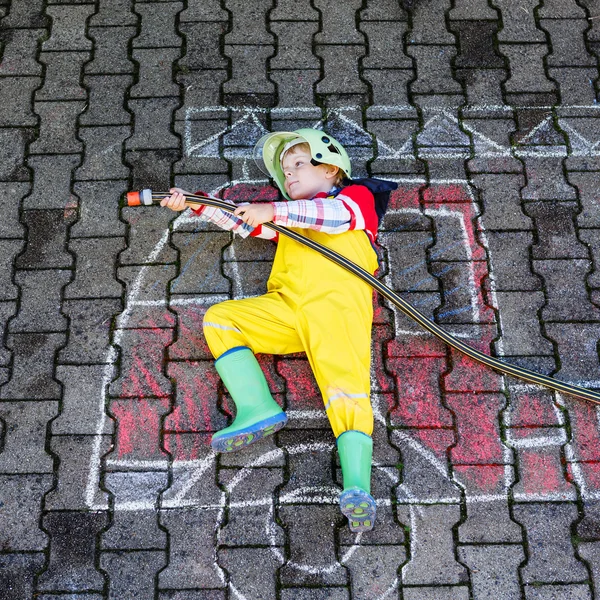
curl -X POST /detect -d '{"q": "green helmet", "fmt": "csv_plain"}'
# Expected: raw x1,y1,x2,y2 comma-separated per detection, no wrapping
254,128,352,200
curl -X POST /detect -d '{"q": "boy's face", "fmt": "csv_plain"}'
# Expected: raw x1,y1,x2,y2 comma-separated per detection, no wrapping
281,149,339,200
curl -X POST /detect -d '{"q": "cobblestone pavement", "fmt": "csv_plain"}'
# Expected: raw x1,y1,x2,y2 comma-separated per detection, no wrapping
2,0,600,598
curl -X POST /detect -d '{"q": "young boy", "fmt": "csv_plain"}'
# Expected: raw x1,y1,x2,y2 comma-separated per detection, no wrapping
161,129,396,532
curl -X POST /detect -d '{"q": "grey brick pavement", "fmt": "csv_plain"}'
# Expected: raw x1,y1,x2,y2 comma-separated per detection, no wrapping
1,0,600,598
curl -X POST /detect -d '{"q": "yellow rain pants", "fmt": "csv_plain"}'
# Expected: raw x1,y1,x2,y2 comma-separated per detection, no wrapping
203,228,379,438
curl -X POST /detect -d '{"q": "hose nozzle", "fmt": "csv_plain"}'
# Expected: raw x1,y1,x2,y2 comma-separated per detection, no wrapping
126,189,153,206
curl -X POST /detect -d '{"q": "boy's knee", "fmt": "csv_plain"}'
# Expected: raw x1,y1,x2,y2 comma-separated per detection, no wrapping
203,303,233,331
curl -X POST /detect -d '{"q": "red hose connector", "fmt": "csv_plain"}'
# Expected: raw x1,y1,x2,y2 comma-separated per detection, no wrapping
126,189,153,206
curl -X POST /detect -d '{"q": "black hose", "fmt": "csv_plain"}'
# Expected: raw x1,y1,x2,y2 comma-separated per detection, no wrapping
130,190,600,407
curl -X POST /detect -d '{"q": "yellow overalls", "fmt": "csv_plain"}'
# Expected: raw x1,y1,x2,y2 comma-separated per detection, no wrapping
202,226,379,438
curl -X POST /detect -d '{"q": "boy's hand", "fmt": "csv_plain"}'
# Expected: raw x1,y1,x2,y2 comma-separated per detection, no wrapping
160,188,189,211
233,203,275,227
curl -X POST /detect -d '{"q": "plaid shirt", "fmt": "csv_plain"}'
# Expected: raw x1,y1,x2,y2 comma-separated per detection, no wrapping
192,185,378,243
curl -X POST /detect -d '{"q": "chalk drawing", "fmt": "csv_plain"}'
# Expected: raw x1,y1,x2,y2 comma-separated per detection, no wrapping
82,106,600,595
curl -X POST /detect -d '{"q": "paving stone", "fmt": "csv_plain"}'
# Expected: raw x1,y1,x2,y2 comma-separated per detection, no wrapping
59,298,122,364
525,201,588,259
0,0,48,27
37,511,109,592
505,385,561,427
102,550,167,600
471,173,531,230
86,26,137,74
0,553,46,600
279,505,347,586
551,67,599,106
391,428,461,502
408,0,455,44
17,209,75,269
459,544,525,600
42,5,94,51
158,508,225,589
447,393,507,464
10,269,71,332
570,172,600,229
485,231,539,290
167,303,214,361
218,467,285,546
542,19,596,67
89,0,138,26
270,21,320,69
170,231,232,295
222,46,276,107
511,427,576,500
71,181,127,237
130,48,181,98
502,44,557,95
387,356,452,427
0,474,52,549
0,182,27,238
494,291,554,356
30,101,86,154
132,1,182,48
127,148,180,192
455,465,522,543
45,434,110,511
119,206,179,265
0,400,57,473
493,0,546,42
126,98,180,150
0,76,41,126
581,229,600,289
102,471,168,548
179,22,228,70
400,504,466,584
224,0,274,44
456,68,507,109
534,260,600,321
313,0,363,44
53,365,111,434
222,260,272,297
543,322,600,385
2,332,65,399
450,20,504,69
176,70,228,114
24,154,81,210
76,126,131,180
407,45,462,95
108,397,171,462
340,544,404,600
36,52,88,101
314,44,369,100
524,584,592,599
165,360,226,432
65,237,125,298
159,592,226,600
444,324,504,393
379,230,437,292
220,548,281,599
80,75,133,126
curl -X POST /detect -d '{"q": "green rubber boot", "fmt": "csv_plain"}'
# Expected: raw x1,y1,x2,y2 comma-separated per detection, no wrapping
211,346,287,453
338,430,376,533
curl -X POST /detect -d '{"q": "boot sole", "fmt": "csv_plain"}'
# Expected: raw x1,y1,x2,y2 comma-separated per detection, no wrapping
340,488,376,533
211,412,287,453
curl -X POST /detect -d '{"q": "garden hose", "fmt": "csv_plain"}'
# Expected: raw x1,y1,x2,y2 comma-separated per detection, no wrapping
125,189,600,407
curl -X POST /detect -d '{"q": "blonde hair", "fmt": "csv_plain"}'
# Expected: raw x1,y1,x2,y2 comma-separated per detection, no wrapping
282,142,346,187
